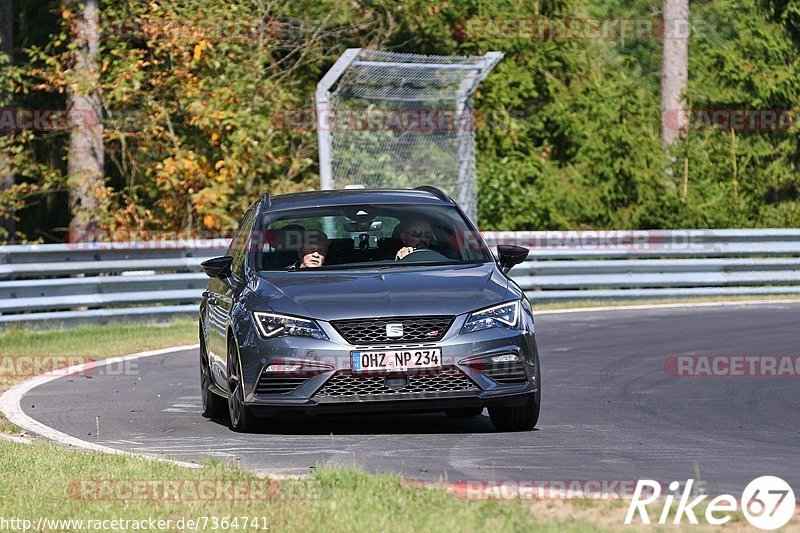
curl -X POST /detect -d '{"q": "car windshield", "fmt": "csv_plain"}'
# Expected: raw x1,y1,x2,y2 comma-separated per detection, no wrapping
255,204,492,271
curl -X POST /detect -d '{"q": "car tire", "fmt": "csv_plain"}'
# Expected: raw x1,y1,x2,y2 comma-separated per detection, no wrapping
200,324,227,419
488,393,540,432
227,337,256,432
200,350,227,419
445,407,484,418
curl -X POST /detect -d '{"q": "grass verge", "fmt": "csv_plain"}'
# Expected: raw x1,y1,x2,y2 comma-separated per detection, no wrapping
533,294,800,311
3,439,792,532
0,319,197,359
0,439,610,532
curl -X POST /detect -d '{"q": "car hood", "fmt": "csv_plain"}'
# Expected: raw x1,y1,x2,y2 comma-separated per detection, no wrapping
254,262,511,321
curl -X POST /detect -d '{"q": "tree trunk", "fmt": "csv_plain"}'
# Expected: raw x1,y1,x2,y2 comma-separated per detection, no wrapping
67,0,104,242
0,0,14,241
660,0,688,150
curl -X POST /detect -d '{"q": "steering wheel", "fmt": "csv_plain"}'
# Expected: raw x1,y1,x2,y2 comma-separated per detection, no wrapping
397,248,446,262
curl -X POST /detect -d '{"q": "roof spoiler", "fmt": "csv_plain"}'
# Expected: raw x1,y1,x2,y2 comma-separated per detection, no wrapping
414,186,453,203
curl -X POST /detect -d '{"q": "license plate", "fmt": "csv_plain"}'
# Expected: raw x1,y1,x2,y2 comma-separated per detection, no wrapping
351,348,442,372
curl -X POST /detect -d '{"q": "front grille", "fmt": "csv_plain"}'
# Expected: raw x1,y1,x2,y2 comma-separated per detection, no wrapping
482,360,528,384
255,375,311,395
331,316,453,345
314,368,478,398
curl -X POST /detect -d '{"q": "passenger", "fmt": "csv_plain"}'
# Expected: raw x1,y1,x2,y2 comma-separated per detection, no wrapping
394,219,433,261
265,224,305,253
261,224,306,270
295,230,329,269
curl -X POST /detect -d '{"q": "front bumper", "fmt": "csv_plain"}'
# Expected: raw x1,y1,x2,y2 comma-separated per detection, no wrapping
234,312,539,416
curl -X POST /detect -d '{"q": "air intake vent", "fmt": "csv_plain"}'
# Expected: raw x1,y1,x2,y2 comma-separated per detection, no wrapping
482,360,527,384
331,316,453,345
314,368,477,399
255,375,311,395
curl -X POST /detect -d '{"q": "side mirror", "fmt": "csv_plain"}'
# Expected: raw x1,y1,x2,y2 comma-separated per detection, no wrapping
201,256,234,280
497,245,529,273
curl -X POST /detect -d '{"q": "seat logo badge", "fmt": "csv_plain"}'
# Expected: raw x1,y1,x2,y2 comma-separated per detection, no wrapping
386,323,403,338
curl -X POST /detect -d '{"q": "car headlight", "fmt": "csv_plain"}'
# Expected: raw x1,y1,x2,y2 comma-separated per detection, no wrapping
461,301,520,334
253,312,329,340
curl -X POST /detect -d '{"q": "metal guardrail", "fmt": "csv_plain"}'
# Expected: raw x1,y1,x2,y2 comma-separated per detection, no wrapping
1,229,799,327
0,241,224,327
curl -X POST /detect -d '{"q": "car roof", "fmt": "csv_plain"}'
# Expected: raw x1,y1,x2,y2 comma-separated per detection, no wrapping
264,189,454,211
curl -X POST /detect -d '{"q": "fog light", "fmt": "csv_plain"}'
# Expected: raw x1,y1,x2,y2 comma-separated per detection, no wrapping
265,364,302,373
490,354,519,363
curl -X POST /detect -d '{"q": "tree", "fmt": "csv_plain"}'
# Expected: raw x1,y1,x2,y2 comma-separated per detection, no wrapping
2,0,799,239
660,0,689,149
66,0,104,241
0,0,13,240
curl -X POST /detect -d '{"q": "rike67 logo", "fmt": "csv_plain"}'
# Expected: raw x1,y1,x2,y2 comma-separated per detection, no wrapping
625,476,796,530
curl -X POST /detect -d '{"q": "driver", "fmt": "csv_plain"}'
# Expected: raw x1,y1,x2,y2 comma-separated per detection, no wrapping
395,219,433,261
294,230,329,269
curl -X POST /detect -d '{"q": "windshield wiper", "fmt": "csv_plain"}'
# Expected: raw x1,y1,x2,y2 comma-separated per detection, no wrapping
377,260,464,270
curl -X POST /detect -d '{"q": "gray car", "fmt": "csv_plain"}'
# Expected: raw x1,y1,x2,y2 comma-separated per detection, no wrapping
199,187,540,432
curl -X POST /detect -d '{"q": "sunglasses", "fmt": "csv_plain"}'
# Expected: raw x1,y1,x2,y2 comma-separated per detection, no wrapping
407,230,432,239
303,247,327,255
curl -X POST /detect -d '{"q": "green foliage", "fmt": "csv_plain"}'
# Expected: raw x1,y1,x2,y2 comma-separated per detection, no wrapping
671,0,800,228
2,0,799,240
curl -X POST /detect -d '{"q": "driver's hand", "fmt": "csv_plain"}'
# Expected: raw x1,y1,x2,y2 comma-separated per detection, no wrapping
395,246,415,261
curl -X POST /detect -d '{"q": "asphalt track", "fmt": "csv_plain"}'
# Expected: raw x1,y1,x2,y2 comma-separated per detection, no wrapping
17,303,800,494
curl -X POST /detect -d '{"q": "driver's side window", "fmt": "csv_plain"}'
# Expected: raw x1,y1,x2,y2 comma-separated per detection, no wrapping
227,208,256,278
